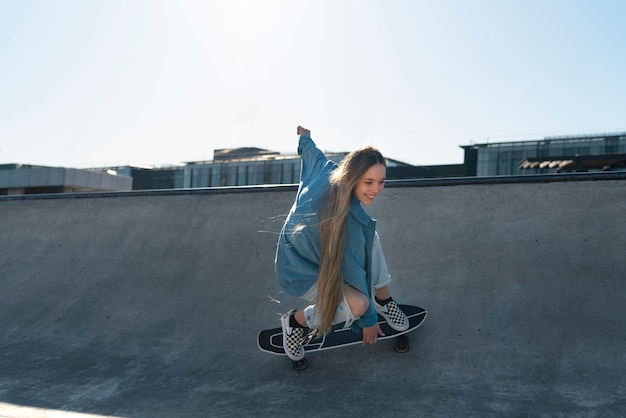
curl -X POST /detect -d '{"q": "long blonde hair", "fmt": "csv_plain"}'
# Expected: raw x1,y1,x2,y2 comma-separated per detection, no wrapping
315,146,386,334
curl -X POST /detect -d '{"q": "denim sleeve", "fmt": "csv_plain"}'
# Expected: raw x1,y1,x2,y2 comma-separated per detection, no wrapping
342,235,378,329
298,135,334,182
357,303,378,329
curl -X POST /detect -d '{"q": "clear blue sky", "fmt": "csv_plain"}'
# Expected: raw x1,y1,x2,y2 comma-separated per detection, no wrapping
1,0,624,168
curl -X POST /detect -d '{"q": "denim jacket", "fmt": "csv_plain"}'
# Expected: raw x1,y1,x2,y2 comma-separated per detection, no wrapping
274,134,378,329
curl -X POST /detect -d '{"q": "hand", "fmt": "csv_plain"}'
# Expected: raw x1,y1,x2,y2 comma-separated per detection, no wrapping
362,324,385,346
297,126,310,136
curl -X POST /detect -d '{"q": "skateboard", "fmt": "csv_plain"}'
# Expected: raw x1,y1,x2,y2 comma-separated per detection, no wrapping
258,304,427,370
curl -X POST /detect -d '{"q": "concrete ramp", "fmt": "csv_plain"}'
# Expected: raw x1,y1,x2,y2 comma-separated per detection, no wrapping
1,177,625,417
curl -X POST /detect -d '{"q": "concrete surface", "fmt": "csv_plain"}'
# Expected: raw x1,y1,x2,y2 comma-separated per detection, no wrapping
1,175,625,417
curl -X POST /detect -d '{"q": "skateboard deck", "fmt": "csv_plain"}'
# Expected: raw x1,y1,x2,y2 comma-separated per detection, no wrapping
258,304,427,370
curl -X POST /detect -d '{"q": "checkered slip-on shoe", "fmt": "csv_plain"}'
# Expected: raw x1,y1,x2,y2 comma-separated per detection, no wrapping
374,299,409,331
280,310,305,361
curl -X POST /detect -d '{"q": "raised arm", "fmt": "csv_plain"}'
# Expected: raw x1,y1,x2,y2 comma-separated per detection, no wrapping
296,126,335,183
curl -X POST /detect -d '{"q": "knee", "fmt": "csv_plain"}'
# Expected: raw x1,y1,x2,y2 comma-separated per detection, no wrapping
345,290,370,318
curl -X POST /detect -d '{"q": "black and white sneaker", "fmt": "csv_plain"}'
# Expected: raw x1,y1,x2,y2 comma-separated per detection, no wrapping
280,310,305,361
374,299,409,331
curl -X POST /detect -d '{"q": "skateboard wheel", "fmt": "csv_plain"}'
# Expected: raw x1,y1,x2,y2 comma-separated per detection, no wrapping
394,335,409,353
292,358,308,371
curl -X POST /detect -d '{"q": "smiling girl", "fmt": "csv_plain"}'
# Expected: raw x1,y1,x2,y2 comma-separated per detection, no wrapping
274,126,409,361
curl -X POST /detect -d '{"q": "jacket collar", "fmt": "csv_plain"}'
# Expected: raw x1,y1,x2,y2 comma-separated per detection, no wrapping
349,195,373,225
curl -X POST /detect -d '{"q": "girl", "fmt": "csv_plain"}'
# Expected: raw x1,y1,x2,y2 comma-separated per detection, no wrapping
275,126,408,361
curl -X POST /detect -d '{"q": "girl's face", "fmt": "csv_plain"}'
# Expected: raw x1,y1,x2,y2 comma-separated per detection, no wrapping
353,163,386,206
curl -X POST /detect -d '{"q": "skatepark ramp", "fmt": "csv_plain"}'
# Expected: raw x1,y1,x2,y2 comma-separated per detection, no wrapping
1,174,625,417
